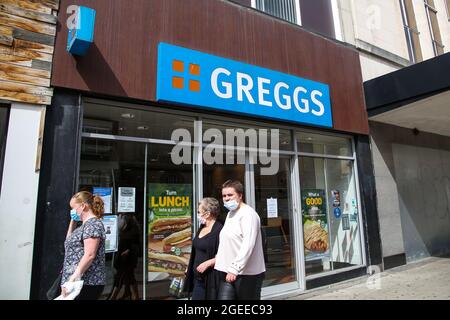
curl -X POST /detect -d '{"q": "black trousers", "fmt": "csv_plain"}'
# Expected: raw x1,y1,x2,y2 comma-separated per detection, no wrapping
76,285,105,300
217,272,264,300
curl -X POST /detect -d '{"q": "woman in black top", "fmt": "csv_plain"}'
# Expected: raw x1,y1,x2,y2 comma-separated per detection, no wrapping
184,197,223,300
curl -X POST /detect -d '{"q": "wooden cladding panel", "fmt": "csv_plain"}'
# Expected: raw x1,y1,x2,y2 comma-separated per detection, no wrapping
0,0,57,105
53,0,368,134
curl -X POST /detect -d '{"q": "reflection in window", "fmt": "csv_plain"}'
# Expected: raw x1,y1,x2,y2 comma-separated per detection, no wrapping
255,158,296,286
297,132,352,157
255,0,299,24
79,138,146,300
299,156,362,277
83,102,195,141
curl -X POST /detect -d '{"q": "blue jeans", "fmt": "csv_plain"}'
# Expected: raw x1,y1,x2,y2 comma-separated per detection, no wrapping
191,278,206,300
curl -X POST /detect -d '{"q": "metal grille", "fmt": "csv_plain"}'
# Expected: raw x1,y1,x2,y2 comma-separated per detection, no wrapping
256,0,298,24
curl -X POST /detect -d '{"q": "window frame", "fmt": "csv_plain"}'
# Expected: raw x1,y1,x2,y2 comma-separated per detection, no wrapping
424,0,445,56
400,0,423,63
253,0,301,25
446,0,450,20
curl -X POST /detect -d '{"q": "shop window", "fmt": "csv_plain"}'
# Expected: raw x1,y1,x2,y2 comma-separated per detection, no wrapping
202,120,293,152
83,102,195,141
299,156,363,277
400,0,423,63
0,105,9,194
296,132,352,157
79,137,195,300
254,157,296,286
424,0,445,56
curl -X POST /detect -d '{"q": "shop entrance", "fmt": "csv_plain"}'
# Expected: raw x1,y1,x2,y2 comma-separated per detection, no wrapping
79,99,366,299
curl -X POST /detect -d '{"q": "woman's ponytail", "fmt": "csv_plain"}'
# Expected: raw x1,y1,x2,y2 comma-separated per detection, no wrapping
92,195,105,218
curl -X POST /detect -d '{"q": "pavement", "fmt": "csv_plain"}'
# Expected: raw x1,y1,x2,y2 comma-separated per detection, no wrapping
285,255,450,300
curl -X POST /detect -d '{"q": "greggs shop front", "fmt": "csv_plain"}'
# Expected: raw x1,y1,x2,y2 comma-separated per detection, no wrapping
31,0,382,300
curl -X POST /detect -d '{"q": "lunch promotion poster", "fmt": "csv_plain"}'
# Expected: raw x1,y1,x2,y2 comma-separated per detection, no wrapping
301,189,330,260
147,184,193,282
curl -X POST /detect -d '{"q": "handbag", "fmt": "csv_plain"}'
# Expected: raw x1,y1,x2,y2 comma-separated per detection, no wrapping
46,273,62,300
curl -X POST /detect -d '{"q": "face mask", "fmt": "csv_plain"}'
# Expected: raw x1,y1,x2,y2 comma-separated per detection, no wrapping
224,199,239,211
70,208,81,222
197,214,207,225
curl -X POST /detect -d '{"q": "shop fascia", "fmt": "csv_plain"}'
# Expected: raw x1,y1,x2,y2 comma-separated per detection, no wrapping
157,43,334,175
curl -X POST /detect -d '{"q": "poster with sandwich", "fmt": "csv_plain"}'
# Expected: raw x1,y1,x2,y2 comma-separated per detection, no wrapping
147,183,193,281
301,189,330,261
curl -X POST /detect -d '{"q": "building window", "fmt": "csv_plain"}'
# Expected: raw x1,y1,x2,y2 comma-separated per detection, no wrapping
253,0,336,38
296,132,364,277
0,105,10,194
254,0,300,25
299,0,336,38
400,0,423,63
446,0,450,20
424,0,445,56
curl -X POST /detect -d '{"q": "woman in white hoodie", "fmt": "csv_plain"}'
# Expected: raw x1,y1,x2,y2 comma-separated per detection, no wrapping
214,180,266,300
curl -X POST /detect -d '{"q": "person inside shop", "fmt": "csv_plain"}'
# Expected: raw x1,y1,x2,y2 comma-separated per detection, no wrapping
61,191,106,300
108,213,141,300
214,180,266,300
184,197,223,300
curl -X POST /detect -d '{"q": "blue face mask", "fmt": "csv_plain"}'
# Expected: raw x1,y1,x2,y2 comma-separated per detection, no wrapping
224,200,239,211
70,209,81,222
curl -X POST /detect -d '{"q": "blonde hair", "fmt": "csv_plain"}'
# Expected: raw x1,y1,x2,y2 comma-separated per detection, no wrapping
72,191,104,218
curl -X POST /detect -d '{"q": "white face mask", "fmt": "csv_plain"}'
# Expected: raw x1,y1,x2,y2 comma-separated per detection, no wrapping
197,214,207,225
224,199,239,211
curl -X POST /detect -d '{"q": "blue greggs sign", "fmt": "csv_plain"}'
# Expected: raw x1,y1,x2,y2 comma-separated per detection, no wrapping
67,6,96,56
156,43,333,128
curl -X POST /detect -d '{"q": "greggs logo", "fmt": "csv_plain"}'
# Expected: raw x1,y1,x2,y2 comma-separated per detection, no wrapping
171,60,201,92
156,42,333,128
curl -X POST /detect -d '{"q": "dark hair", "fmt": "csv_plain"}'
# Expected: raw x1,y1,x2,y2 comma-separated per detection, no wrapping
222,180,244,196
199,198,220,219
72,191,104,218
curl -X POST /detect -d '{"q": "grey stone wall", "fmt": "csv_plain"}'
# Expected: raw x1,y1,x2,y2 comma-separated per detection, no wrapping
371,121,450,263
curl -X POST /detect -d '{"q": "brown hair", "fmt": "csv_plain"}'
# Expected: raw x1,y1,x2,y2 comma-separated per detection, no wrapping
222,180,244,196
199,197,220,219
72,191,104,219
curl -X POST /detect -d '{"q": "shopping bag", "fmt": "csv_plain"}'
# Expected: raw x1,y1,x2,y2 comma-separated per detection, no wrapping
54,280,84,300
46,273,62,300
168,276,186,298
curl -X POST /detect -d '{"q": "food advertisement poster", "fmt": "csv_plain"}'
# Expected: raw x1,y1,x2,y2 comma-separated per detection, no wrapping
147,183,192,283
301,189,330,260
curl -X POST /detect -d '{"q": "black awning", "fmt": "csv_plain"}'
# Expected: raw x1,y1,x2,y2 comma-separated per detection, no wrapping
364,53,450,117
